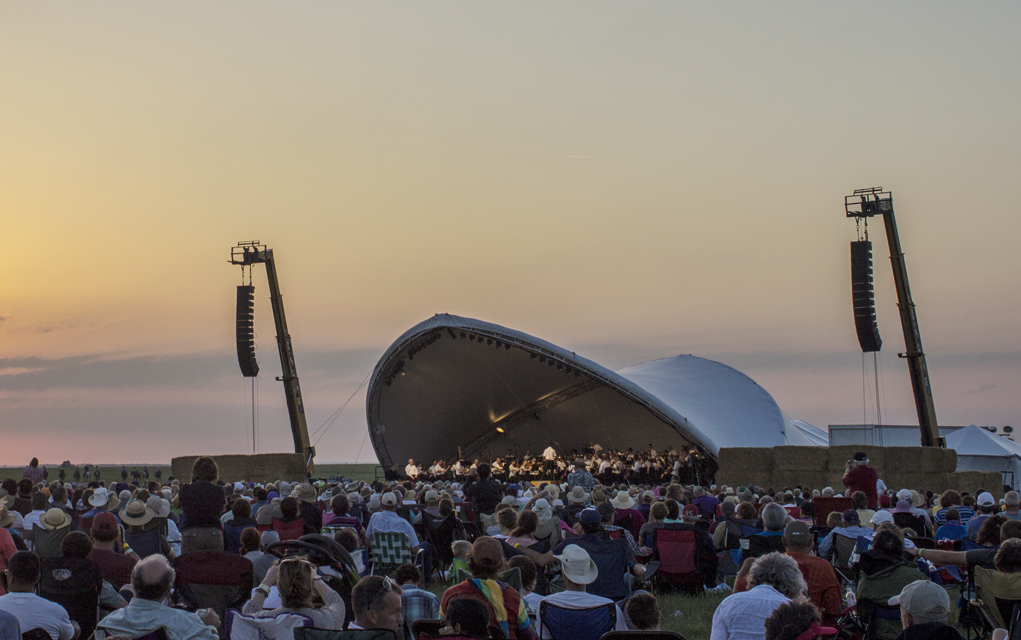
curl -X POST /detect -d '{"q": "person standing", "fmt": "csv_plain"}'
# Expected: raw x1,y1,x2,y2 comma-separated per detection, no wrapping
23,459,44,485
842,452,879,510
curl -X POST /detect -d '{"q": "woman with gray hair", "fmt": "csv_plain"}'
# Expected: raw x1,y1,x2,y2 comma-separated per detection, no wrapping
711,552,807,640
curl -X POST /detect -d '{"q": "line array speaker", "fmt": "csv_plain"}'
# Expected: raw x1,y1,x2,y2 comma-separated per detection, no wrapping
236,285,260,377
850,240,882,353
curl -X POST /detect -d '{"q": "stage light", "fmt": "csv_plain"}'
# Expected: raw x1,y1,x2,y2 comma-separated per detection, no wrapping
539,356,545,363
460,332,466,339
496,427,505,433
487,339,493,346
469,335,475,341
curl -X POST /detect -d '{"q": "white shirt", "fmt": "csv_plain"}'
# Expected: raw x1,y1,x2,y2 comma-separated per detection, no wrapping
543,447,557,461
99,597,218,640
366,510,420,548
405,464,419,478
535,590,626,639
0,592,76,640
710,584,790,640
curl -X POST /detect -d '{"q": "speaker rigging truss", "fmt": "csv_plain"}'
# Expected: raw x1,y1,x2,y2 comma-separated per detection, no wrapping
844,188,942,448
230,241,315,473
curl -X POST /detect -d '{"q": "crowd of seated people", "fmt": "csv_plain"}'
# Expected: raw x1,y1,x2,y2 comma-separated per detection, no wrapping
4,450,1021,640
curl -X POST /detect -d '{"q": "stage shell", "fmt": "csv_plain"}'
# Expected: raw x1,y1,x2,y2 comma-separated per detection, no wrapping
365,314,826,470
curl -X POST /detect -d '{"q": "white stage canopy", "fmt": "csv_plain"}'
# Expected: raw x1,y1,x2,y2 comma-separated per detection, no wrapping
945,425,1021,490
365,314,825,469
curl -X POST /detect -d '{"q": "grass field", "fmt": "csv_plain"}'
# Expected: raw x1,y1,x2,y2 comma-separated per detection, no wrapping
0,463,382,484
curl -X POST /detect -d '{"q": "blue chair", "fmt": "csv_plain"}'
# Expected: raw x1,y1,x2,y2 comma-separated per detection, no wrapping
538,600,616,640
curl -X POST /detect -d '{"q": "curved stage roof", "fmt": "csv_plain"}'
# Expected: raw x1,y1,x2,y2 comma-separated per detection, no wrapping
365,314,826,469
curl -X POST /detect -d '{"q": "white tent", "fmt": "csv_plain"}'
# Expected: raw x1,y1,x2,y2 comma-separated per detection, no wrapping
944,425,1021,490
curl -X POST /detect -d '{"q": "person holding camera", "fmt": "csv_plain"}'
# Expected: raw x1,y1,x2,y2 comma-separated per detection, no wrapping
843,452,879,510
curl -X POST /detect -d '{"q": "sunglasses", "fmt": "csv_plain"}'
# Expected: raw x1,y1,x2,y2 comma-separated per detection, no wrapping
367,576,395,607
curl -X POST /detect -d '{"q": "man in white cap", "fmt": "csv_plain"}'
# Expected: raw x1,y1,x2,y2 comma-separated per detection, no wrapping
966,492,998,540
889,579,962,640
366,492,433,582
535,545,627,639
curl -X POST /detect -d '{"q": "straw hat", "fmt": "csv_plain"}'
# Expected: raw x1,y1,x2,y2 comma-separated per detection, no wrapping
567,487,590,504
39,507,72,531
121,499,155,527
544,484,560,500
610,491,636,510
0,490,14,509
293,483,317,503
0,506,14,528
554,544,599,585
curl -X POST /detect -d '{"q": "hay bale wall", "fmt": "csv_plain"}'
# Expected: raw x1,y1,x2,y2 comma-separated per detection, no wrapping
717,446,1000,498
171,454,308,483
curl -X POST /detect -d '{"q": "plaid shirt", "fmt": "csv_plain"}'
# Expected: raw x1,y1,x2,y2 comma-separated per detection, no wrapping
602,524,641,560
401,586,441,628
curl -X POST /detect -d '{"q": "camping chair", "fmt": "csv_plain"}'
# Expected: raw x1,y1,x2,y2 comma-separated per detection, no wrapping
224,524,249,555
294,628,398,640
125,527,164,559
421,511,465,573
95,626,169,640
743,533,786,561
583,538,631,601
857,599,903,640
22,630,52,640
225,610,313,640
649,528,703,594
973,566,1021,630
38,557,102,640
272,518,306,542
499,566,523,593
831,534,859,584
893,513,929,537
784,506,802,519
454,502,475,524
812,498,855,526
600,632,686,640
411,619,444,640
173,550,254,626
371,531,420,576
31,524,69,559
539,601,617,640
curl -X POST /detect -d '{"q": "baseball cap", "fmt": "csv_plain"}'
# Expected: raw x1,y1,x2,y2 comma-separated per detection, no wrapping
853,452,869,462
784,520,811,543
871,511,894,526
889,579,950,620
977,492,995,507
842,509,860,524
381,492,398,506
92,512,118,535
471,537,504,569
578,509,602,526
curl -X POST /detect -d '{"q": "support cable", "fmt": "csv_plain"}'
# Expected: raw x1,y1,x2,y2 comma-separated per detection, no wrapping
311,373,372,448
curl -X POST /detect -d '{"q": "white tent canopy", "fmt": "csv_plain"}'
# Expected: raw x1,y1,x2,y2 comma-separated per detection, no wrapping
945,424,1021,490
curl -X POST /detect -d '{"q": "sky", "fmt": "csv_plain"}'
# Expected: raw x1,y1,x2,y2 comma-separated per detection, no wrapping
1,2,1019,465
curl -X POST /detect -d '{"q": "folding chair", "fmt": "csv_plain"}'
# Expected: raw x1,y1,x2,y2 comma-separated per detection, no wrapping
294,628,398,640
649,528,703,594
499,566,523,593
225,610,313,640
973,566,1021,630
410,619,444,640
31,524,69,559
812,498,856,526
125,527,165,559
371,531,419,576
600,632,686,640
538,601,616,640
173,550,254,626
581,539,631,601
38,557,102,640
743,534,786,561
95,627,169,640
831,534,858,584
858,599,903,640
893,513,930,537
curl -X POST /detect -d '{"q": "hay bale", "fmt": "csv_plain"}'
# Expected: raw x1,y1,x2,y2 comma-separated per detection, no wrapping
774,447,827,471
717,448,773,488
948,471,1003,498
171,454,307,483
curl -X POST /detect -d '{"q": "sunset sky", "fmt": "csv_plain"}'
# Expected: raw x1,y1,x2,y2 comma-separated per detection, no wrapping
2,2,1019,465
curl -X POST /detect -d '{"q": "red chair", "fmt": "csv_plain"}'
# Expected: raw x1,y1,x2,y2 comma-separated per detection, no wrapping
784,506,802,519
812,498,855,526
454,502,475,524
173,551,253,625
649,528,703,594
272,518,305,541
